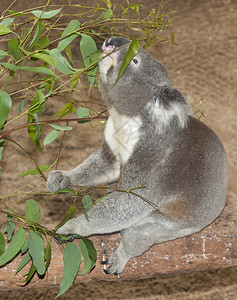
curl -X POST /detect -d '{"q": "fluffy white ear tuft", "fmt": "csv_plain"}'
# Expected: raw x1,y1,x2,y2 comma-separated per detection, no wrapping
145,87,191,134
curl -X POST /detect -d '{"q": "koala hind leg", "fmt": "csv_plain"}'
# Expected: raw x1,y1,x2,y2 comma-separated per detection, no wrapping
104,211,200,274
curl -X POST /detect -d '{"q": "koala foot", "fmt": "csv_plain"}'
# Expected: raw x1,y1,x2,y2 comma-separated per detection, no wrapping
103,252,129,275
47,170,71,193
102,242,131,275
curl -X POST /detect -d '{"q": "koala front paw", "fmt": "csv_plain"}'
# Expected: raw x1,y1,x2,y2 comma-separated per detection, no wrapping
47,170,71,193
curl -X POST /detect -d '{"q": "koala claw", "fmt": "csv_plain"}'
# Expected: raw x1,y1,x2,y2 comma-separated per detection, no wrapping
102,254,127,275
47,170,71,193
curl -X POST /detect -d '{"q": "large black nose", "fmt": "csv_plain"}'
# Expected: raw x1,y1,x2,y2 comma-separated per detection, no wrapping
104,36,130,48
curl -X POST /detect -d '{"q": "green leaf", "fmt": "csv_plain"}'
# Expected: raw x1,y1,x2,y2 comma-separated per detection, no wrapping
32,52,55,67
21,46,55,67
56,243,81,298
31,8,62,19
80,34,97,68
0,62,56,77
28,231,45,275
43,130,60,146
65,45,74,66
28,22,43,50
115,39,140,83
4,215,15,242
49,124,72,131
82,195,93,212
57,19,80,52
18,165,50,177
8,10,25,17
103,0,112,9
82,238,97,268
76,107,90,118
25,199,41,224
8,37,20,61
97,8,113,20
17,98,25,114
79,239,92,275
0,231,5,256
33,113,40,140
53,102,74,118
0,228,26,266
54,205,76,232
0,50,9,60
0,139,4,160
0,24,12,35
22,262,36,283
33,36,50,51
171,31,176,50
15,252,31,275
28,124,42,151
44,243,51,269
0,17,14,27
0,91,12,129
21,238,29,254
49,49,74,75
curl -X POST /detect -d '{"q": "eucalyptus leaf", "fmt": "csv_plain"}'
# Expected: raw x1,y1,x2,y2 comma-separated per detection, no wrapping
43,130,60,146
0,231,5,256
8,37,20,61
82,195,93,212
17,98,25,114
15,252,31,275
4,215,15,242
0,17,14,27
28,22,43,50
56,243,81,298
0,228,26,266
82,238,97,268
18,165,50,177
31,8,62,19
44,243,51,269
0,50,9,60
0,62,56,77
0,24,12,35
31,52,55,67
22,262,36,283
28,231,45,275
49,49,75,75
76,107,90,118
25,199,41,224
54,205,76,232
115,39,140,83
80,34,97,68
57,19,80,52
49,124,72,131
53,102,75,118
79,239,92,275
0,139,4,160
0,91,12,129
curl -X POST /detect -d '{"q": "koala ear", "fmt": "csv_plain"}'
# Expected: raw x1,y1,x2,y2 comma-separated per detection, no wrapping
146,86,191,134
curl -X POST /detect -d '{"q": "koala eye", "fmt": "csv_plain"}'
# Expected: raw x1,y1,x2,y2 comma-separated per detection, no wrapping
132,58,139,64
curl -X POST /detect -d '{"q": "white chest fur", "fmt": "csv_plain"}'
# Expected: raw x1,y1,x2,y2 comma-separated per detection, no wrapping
104,108,142,165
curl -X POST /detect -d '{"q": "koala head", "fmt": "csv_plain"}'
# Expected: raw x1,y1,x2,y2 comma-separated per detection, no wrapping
98,37,190,132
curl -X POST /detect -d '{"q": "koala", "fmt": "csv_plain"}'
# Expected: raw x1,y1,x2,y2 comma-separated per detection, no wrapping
47,36,228,274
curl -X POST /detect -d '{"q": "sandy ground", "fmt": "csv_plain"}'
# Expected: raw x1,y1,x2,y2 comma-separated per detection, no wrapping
0,0,237,299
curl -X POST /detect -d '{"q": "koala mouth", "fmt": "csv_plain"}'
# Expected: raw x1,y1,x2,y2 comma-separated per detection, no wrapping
100,42,117,68
102,43,116,54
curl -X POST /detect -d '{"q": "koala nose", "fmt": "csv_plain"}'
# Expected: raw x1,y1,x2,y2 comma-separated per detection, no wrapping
102,42,116,53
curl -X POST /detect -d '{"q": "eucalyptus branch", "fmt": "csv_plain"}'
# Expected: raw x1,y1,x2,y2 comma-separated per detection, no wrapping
2,137,47,181
0,110,107,139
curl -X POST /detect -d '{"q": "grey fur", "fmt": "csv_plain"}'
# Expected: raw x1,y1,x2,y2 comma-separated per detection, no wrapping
47,37,228,274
